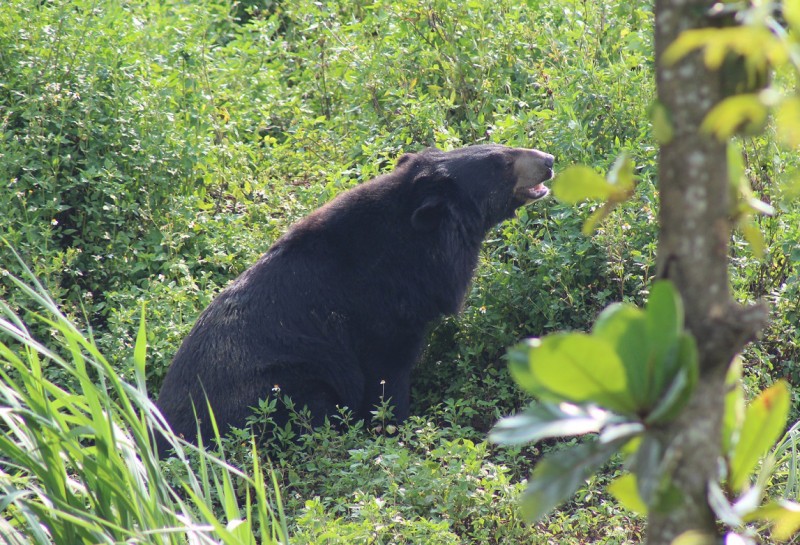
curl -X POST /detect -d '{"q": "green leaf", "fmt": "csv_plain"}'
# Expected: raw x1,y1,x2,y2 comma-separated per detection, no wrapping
552,166,613,203
651,101,673,144
133,303,147,391
645,281,682,342
750,500,800,541
608,474,647,514
489,402,614,445
645,362,693,425
510,334,636,414
787,0,800,33
592,303,650,408
741,218,767,259
701,94,767,140
722,357,746,456
729,381,791,492
519,438,624,522
662,28,717,66
670,531,718,545
645,281,685,397
628,433,664,507
775,97,800,149
727,140,745,194
664,27,787,70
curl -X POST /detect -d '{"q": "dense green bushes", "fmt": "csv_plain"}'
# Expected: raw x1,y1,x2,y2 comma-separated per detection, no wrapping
1,0,798,542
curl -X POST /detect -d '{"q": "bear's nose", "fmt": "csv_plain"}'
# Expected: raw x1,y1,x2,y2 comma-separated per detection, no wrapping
542,154,554,170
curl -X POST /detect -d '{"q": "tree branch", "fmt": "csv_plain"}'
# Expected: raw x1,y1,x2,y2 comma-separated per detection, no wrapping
648,1,769,542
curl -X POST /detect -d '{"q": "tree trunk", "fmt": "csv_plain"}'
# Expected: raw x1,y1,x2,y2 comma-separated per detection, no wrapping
649,1,769,543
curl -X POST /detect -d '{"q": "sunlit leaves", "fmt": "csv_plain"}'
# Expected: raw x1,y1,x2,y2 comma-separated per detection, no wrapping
711,375,793,543
701,94,767,139
552,166,613,202
775,97,800,148
750,500,800,541
651,101,673,144
504,281,696,420
727,141,775,258
494,281,699,520
509,334,635,414
728,381,790,493
663,26,787,74
786,0,800,33
592,303,650,407
608,473,648,514
552,153,637,235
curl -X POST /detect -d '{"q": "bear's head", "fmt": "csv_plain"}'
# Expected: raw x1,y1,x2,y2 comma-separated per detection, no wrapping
405,144,554,233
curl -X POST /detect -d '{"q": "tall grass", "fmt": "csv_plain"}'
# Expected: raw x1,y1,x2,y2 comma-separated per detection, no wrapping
0,251,288,544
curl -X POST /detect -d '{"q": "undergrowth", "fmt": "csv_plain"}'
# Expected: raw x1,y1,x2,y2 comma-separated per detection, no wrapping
1,0,798,542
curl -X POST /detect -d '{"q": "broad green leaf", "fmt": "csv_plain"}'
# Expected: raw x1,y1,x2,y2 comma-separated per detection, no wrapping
662,28,717,66
776,97,800,149
489,402,614,445
628,433,664,507
670,531,719,545
592,303,651,408
741,219,766,259
651,101,673,144
701,94,767,140
786,0,800,34
645,281,684,398
729,381,791,492
646,281,683,338
728,140,745,194
507,342,541,395
608,474,647,514
722,357,746,456
664,27,786,70
520,438,624,522
510,334,636,414
779,168,800,201
750,500,800,541
645,364,693,425
552,166,613,203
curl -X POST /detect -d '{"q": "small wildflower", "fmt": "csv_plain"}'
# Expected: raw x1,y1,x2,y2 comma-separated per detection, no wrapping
51,218,58,226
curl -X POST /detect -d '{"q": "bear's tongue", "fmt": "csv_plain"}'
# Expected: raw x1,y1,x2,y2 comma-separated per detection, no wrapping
522,183,549,201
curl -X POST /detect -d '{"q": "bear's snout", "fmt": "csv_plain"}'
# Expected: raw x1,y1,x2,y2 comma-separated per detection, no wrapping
512,149,555,203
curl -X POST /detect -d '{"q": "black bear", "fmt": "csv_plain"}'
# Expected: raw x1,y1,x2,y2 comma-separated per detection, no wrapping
155,144,553,451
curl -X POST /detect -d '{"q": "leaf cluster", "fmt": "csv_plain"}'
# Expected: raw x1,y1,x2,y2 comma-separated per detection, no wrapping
491,281,699,521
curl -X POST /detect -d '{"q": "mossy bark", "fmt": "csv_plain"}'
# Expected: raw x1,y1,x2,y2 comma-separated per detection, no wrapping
649,1,768,543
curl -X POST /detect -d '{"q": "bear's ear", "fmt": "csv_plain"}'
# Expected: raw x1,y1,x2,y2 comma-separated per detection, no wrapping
410,169,457,232
411,195,448,232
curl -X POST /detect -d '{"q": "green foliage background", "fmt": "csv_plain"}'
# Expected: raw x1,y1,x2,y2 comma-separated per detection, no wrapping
1,0,798,542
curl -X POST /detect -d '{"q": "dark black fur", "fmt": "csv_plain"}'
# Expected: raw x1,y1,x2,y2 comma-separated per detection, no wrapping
155,144,553,451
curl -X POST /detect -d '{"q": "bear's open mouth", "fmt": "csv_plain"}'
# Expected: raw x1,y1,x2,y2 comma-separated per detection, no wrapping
515,182,550,203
